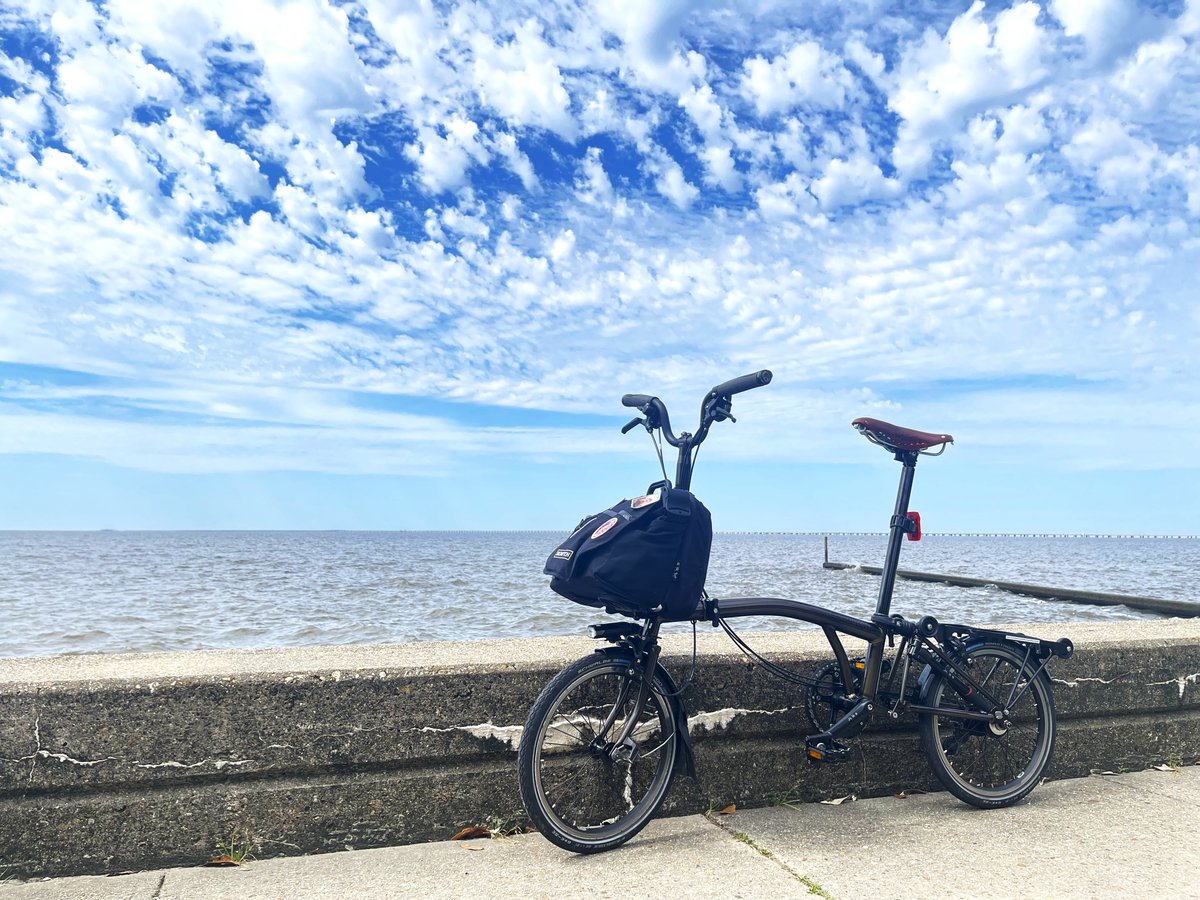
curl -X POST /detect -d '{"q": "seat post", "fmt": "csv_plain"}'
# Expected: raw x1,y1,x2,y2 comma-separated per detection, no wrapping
874,451,918,618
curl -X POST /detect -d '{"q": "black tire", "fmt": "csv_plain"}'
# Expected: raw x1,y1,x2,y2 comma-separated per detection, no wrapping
517,653,678,853
919,642,1056,809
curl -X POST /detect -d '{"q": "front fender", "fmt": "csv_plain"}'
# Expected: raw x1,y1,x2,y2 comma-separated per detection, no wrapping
591,646,695,778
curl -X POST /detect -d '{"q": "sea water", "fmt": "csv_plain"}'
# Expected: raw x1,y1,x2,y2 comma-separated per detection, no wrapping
0,531,1195,658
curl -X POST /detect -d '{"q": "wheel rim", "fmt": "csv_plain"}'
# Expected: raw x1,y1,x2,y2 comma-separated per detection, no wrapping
930,647,1051,800
530,664,675,843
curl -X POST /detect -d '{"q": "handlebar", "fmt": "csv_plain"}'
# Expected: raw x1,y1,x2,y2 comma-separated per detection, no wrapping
619,369,772,490
620,370,772,450
709,369,772,398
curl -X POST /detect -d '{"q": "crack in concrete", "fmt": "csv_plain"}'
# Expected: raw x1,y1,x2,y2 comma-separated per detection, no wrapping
303,723,394,746
1052,673,1132,688
1148,672,1200,699
132,758,254,770
420,722,524,750
687,706,794,733
28,698,40,784
413,706,798,753
1054,670,1200,700
10,697,120,779
703,811,831,896
30,750,118,767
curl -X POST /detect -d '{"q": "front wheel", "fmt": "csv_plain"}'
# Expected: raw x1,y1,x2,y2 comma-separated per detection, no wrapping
517,653,678,853
919,642,1056,809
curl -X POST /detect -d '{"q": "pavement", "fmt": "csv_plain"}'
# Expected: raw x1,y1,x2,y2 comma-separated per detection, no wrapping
4,767,1198,900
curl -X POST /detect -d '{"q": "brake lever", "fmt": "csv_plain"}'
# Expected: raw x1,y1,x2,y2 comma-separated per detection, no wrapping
621,417,645,435
706,399,736,424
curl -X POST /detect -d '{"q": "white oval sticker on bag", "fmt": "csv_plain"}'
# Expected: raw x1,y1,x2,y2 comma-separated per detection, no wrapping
630,491,661,510
590,517,619,539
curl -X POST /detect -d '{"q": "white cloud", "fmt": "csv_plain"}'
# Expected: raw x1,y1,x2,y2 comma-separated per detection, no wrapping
889,1,1050,176
575,147,615,207
678,82,741,191
590,0,705,92
0,0,1197,494
0,91,46,140
549,229,576,262
228,0,372,127
741,41,855,116
754,172,816,220
1113,35,1189,107
944,152,1043,212
996,105,1050,155
471,20,575,137
493,132,538,191
104,1,220,83
405,119,489,194
1063,117,1161,199
651,155,700,210
1049,0,1138,61
811,155,901,209
844,37,885,83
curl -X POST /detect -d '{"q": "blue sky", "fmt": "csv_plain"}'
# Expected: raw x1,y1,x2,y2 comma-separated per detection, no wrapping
0,0,1197,532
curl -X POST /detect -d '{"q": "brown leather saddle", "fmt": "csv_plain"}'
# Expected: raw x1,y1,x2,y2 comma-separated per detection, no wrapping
852,417,954,455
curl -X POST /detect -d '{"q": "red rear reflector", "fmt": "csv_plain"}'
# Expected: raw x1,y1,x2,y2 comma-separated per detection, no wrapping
906,511,922,541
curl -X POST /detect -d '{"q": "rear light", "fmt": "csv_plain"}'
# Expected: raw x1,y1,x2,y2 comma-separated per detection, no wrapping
906,511,922,541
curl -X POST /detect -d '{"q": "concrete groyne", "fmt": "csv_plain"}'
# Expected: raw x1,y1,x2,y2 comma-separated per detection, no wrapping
824,561,1200,617
2,620,1199,879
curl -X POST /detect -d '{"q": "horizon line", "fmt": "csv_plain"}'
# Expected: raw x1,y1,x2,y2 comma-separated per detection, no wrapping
0,530,1197,539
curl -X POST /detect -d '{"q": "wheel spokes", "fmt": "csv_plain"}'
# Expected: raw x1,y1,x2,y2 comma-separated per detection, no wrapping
936,652,1046,793
535,669,673,837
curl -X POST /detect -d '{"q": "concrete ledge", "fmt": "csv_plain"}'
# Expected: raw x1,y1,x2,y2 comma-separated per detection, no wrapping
2,620,1199,878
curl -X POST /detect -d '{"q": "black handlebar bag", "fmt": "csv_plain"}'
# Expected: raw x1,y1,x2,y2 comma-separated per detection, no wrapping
544,485,712,620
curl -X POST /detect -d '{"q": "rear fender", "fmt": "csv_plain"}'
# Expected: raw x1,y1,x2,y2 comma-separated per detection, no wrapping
917,639,1053,708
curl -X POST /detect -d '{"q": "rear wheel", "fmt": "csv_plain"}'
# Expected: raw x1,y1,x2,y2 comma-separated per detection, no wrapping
919,642,1056,808
517,653,678,853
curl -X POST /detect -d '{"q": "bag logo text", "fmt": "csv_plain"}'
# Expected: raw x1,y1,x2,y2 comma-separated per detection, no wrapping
553,549,574,560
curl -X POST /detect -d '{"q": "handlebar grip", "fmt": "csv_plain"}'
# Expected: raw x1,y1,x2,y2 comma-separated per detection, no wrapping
710,369,772,398
622,393,656,409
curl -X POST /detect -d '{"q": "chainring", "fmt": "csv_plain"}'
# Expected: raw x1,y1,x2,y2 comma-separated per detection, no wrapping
804,660,857,732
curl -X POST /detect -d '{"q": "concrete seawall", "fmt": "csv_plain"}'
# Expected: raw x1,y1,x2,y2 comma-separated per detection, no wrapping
2,620,1199,879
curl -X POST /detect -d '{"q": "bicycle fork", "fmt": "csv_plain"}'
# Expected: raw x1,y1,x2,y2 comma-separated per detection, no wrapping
596,624,663,764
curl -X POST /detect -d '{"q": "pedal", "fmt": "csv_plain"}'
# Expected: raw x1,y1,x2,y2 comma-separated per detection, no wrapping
805,735,854,764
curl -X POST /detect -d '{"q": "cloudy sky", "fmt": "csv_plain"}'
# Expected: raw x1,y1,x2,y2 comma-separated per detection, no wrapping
1,0,1197,532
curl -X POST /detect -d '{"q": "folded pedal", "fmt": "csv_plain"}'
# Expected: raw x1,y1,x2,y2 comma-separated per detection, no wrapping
805,735,854,764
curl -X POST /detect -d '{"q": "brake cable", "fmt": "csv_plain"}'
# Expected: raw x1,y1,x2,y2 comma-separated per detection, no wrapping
657,619,699,698
651,428,669,484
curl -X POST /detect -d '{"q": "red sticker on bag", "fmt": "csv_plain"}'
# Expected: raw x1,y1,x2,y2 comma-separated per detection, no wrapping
590,517,619,539
631,493,660,509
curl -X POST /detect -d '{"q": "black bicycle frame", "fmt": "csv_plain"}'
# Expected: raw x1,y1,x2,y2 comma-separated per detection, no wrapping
683,446,1068,738
602,403,1072,758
